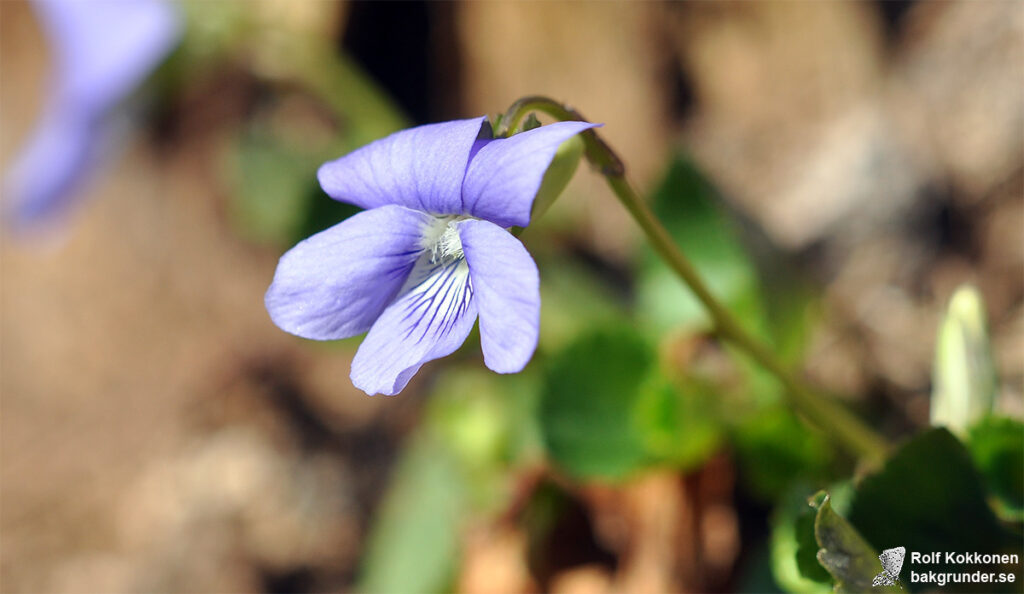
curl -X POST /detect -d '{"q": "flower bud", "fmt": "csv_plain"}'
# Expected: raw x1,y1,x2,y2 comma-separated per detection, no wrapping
930,284,998,435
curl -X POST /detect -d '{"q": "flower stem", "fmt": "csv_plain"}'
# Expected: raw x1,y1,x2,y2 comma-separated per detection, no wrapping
499,96,889,466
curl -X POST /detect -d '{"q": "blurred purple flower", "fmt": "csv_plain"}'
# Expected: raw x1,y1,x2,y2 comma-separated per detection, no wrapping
4,0,181,230
265,117,598,395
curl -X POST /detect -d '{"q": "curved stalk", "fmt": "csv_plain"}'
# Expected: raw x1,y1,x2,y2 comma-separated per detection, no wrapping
500,96,889,465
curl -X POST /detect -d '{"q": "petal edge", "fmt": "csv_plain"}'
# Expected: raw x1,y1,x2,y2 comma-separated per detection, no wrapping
318,117,487,215
350,256,479,395
265,205,430,340
461,121,600,228
458,219,540,373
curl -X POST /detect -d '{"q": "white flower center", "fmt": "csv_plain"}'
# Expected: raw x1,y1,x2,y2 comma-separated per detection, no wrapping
421,215,468,264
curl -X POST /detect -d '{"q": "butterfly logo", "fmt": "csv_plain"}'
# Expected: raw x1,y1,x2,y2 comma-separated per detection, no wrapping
873,546,906,588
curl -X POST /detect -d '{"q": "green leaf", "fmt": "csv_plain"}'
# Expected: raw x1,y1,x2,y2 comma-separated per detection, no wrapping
770,485,833,593
931,285,998,435
733,406,834,501
634,374,723,472
358,432,464,594
426,368,542,512
538,326,652,480
229,125,361,246
967,416,1024,519
230,127,318,244
430,371,510,472
536,255,628,353
814,495,900,593
759,265,822,366
304,50,410,150
636,156,765,336
848,428,1020,591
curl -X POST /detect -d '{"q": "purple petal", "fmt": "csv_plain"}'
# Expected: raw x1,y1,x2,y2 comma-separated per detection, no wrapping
318,117,487,215
351,256,478,395
461,121,600,228
265,205,431,340
3,107,98,229
33,0,182,113
4,0,181,231
457,219,540,373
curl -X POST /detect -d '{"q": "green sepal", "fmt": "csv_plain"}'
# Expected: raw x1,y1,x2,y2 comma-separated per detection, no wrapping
521,113,542,132
528,134,585,224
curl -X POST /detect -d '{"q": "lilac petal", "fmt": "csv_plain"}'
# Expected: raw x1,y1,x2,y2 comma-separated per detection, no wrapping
318,117,487,215
33,0,182,113
265,205,432,340
351,256,478,395
3,107,98,229
3,0,180,231
457,219,540,373
461,121,600,228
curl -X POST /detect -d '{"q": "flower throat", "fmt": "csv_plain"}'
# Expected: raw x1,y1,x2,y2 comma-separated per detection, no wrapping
421,215,469,264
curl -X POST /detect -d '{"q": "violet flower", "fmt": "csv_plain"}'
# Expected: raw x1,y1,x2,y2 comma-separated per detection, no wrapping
265,117,598,395
4,0,181,230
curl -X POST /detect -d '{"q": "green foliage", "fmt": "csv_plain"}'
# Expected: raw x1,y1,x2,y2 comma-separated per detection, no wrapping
758,263,821,367
229,121,363,246
764,421,1023,593
230,126,320,244
430,372,510,471
428,368,548,511
536,255,627,353
357,432,464,594
931,285,997,435
312,50,410,150
537,325,729,480
635,155,830,493
359,367,549,593
813,494,899,593
771,485,833,594
848,428,1020,591
733,407,834,501
967,417,1024,519
538,327,652,480
636,156,765,336
634,373,723,472
199,2,408,247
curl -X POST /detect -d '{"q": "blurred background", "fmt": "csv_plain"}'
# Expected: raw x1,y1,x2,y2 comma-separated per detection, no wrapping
1,1,1021,592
